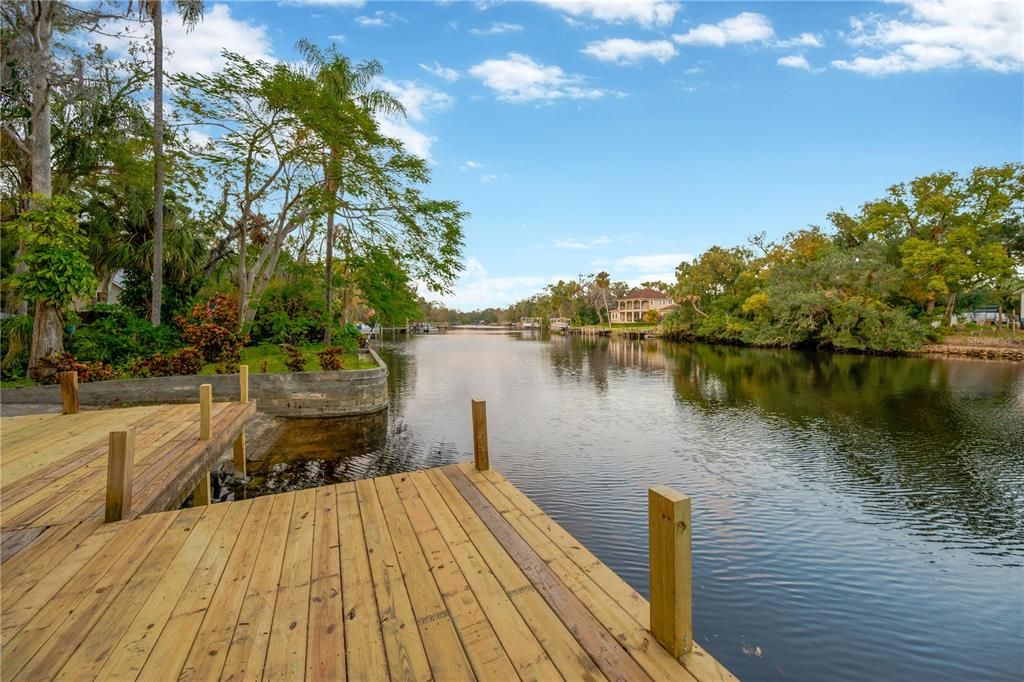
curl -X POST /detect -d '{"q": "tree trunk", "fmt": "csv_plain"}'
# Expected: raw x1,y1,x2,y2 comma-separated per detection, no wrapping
324,209,334,344
29,301,62,376
237,211,248,331
150,1,164,325
26,1,61,375
942,291,956,327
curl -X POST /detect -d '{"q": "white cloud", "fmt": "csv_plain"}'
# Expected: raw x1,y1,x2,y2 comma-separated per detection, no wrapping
673,12,775,47
533,1,679,28
470,22,524,35
379,79,453,122
683,66,704,75
553,235,614,249
615,253,690,273
354,10,402,27
281,0,364,6
377,117,436,161
420,61,460,82
480,173,499,184
582,38,677,65
833,0,1023,74
469,53,607,103
460,160,484,170
328,34,345,42
93,4,274,74
775,32,823,48
440,257,561,310
777,54,819,72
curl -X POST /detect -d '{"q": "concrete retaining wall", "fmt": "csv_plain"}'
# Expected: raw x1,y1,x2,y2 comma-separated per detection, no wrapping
1,349,389,417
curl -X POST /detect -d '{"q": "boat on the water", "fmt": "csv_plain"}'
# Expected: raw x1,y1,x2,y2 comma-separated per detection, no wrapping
549,317,570,332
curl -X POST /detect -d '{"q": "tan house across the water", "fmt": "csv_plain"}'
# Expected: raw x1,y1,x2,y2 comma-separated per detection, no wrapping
610,287,676,323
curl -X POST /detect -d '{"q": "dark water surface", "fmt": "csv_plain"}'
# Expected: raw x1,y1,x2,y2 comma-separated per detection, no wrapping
247,330,1024,681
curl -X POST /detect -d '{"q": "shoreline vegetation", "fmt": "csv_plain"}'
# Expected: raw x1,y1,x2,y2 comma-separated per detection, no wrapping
437,164,1023,357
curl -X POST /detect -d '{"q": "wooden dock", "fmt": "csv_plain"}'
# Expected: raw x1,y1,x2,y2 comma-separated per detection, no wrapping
1,382,255,563
0,463,735,681
0,395,735,681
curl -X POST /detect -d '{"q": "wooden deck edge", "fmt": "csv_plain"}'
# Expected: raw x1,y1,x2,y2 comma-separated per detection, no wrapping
138,400,257,514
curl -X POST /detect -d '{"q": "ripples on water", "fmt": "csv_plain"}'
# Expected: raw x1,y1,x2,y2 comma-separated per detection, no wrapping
244,331,1024,681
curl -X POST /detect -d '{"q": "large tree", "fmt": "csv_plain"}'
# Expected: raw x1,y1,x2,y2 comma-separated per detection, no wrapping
140,0,203,326
295,40,404,343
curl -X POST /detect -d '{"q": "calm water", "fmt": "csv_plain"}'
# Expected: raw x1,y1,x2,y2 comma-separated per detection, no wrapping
247,330,1024,681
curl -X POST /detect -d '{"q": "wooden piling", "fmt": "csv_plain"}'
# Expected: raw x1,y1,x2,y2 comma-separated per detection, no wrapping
192,472,212,506
59,371,79,415
471,399,489,471
649,485,692,658
239,364,249,403
233,433,247,476
199,383,212,440
104,429,136,522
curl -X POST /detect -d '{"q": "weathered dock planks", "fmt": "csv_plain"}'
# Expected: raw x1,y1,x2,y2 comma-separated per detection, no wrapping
0,463,737,681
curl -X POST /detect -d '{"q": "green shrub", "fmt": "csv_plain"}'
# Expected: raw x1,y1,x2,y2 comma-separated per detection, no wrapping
1,314,33,378
69,304,180,367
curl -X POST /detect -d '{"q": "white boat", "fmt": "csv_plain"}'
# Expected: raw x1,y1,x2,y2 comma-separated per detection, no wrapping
520,317,540,329
549,317,570,332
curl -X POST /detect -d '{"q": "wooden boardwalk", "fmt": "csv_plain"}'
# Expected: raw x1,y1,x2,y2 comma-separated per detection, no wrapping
0,463,736,681
1,401,255,560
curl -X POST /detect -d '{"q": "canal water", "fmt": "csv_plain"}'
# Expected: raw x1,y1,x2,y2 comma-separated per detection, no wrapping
246,330,1024,681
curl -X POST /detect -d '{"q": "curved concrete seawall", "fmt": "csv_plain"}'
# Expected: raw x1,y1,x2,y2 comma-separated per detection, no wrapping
1,348,388,417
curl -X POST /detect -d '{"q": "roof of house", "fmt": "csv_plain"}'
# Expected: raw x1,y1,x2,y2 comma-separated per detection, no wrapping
622,287,670,300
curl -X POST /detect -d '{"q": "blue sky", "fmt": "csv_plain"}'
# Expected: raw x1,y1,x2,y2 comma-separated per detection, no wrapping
120,1,1023,309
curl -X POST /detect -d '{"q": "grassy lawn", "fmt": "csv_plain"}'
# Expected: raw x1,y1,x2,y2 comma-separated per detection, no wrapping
200,343,376,374
1,376,38,389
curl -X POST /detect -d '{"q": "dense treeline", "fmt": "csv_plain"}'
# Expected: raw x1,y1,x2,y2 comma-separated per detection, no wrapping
500,165,1023,353
1,1,464,380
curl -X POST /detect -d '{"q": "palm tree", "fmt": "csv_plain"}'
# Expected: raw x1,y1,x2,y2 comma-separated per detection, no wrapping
142,0,203,326
596,271,611,327
296,39,405,344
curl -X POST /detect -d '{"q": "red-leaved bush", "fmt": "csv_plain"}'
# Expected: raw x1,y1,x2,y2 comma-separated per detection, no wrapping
34,352,119,384
129,347,204,378
176,294,246,363
316,346,346,371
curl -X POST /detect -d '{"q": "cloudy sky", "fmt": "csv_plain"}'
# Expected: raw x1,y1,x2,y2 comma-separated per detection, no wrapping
120,1,1022,309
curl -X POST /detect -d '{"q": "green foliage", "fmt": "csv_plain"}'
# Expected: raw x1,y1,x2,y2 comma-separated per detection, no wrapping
0,315,33,377
8,196,96,308
352,247,421,326
250,278,328,345
68,304,180,366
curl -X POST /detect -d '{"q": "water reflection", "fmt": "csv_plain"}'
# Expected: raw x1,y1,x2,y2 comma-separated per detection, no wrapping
232,331,1024,681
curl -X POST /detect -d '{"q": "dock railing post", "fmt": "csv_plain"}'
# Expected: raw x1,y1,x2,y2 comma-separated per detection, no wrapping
471,399,489,471
60,370,79,415
192,473,212,506
649,485,692,658
105,428,136,522
199,383,212,440
239,364,249,404
234,366,248,476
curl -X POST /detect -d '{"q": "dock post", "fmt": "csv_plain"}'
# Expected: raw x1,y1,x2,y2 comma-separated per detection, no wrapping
199,383,212,440
649,485,692,658
471,399,489,471
59,370,79,415
104,429,136,522
234,366,248,475
192,473,212,506
239,364,249,404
